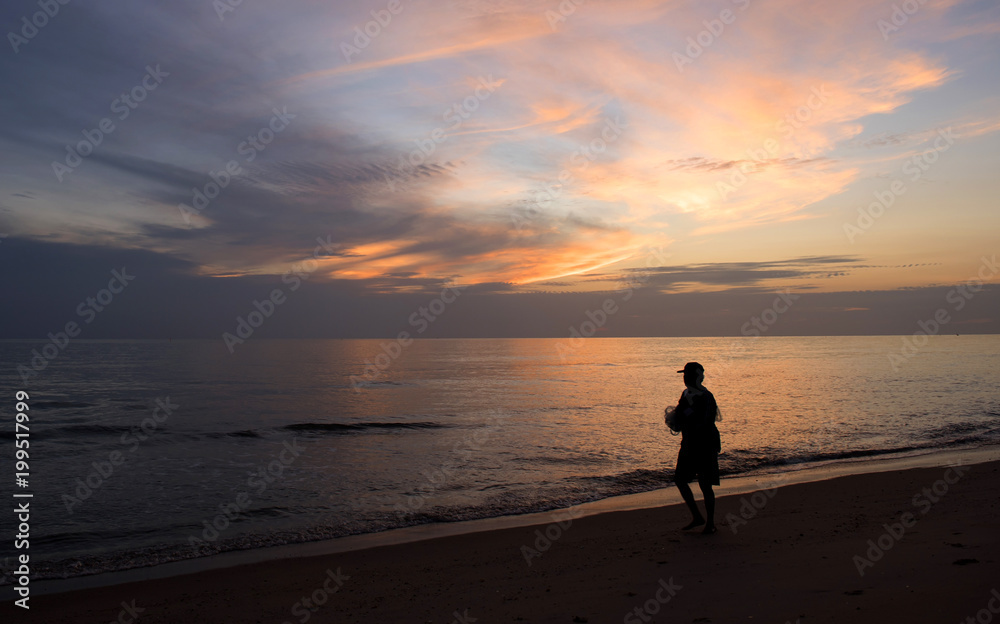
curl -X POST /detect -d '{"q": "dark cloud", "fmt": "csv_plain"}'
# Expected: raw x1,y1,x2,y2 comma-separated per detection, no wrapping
2,239,996,342
2,0,993,342
0,1,655,298
580,255,864,290
0,1,590,284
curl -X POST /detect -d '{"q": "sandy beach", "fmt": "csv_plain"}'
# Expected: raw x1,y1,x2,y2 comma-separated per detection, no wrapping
8,0,1000,619
5,453,999,624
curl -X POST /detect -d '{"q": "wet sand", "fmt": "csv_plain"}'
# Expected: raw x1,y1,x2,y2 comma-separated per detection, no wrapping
5,454,999,623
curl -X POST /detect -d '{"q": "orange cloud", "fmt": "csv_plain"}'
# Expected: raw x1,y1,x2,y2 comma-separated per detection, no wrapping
240,0,994,290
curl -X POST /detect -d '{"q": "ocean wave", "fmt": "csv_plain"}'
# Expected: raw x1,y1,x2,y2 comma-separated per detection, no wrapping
282,421,451,434
924,421,994,438
34,423,135,437
13,437,999,585
226,429,263,438
30,401,96,409
352,380,418,388
579,467,674,488
513,452,612,465
577,440,989,495
21,420,453,443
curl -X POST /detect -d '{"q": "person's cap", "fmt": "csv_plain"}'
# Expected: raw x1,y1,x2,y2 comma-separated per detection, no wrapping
676,361,704,374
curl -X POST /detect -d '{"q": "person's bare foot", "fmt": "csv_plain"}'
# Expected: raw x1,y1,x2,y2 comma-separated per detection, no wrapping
681,518,705,530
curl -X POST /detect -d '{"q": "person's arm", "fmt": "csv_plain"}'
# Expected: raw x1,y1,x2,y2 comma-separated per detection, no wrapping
674,392,687,430
710,394,721,453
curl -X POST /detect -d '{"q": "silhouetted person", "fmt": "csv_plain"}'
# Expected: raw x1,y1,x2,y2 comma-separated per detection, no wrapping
666,362,722,534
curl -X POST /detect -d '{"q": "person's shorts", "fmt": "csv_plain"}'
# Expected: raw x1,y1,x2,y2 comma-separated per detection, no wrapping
675,448,720,485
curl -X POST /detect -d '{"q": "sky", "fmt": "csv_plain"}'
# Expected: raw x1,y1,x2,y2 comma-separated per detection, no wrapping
1,0,999,338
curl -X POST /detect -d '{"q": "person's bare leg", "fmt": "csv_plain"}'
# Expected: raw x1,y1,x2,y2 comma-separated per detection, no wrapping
698,478,716,534
676,480,705,529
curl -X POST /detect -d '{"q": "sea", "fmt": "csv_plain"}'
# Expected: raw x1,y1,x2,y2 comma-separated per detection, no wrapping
1,336,998,582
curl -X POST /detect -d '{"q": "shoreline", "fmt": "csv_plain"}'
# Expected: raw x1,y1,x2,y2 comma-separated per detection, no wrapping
3,333,999,341
21,442,1000,598
4,445,999,623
